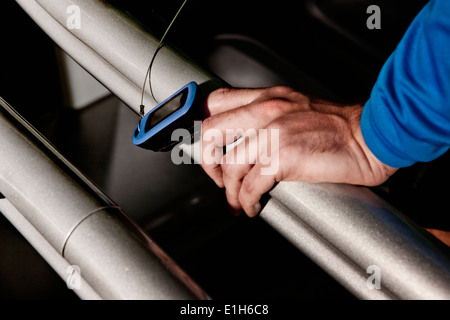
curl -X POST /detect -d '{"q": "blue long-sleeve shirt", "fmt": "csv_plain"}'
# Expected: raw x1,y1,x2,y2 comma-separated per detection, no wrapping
361,0,450,168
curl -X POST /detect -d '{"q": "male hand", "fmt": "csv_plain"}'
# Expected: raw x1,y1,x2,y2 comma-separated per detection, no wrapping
201,86,397,217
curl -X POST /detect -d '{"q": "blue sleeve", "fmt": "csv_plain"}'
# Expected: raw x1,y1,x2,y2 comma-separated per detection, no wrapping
361,0,450,168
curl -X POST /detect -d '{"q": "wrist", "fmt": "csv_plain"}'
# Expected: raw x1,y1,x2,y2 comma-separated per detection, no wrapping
348,105,398,186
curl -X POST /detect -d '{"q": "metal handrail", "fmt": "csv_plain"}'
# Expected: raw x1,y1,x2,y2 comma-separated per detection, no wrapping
0,97,208,299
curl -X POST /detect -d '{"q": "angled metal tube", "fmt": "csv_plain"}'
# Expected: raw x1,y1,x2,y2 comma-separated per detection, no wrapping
0,198,101,300
0,97,208,300
265,183,450,299
16,0,225,114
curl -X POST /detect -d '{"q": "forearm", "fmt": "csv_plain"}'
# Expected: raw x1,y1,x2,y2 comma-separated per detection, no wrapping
361,0,450,168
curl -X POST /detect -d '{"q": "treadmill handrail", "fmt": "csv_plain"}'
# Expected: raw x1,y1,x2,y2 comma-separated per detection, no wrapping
0,96,208,300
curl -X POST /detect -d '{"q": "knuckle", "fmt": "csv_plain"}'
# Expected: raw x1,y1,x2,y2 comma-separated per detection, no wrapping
208,87,233,104
238,184,255,212
255,98,290,118
221,161,244,179
240,176,254,195
265,86,311,110
268,85,295,97
221,162,233,177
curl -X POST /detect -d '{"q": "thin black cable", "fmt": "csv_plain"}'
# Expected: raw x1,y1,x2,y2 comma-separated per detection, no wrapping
139,0,188,119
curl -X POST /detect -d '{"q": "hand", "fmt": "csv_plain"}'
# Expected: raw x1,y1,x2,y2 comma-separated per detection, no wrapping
201,86,397,217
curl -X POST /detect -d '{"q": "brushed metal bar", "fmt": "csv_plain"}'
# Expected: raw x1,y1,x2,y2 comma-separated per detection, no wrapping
0,97,206,299
0,198,101,300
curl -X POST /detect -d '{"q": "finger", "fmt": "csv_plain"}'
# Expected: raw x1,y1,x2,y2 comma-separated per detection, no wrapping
202,98,290,149
222,165,247,214
200,107,262,184
201,143,225,188
239,164,277,217
202,110,261,147
221,134,259,213
203,87,300,149
237,131,279,217
204,162,224,188
206,87,267,116
201,87,293,189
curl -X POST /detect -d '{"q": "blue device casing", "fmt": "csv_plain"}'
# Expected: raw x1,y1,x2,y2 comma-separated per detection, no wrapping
132,82,200,151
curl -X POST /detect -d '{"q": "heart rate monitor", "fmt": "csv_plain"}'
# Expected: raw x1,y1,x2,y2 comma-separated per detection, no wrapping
132,82,203,151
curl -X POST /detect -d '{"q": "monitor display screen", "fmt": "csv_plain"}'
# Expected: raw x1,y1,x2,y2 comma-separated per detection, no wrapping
146,88,188,130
